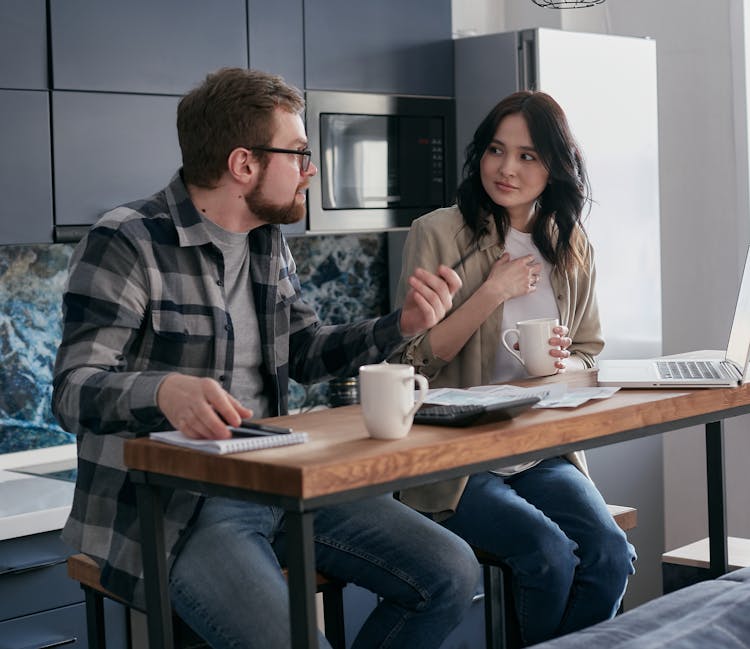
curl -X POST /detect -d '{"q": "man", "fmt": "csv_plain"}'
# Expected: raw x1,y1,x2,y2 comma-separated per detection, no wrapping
53,67,479,649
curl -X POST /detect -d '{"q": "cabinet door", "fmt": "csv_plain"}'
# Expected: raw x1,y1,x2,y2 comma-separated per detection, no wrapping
0,90,53,244
0,531,77,622
50,0,248,94
0,0,47,90
0,602,86,649
52,92,181,228
304,0,453,95
247,0,305,236
248,0,304,91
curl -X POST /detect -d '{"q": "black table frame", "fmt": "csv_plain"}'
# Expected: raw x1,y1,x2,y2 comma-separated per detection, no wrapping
130,401,748,649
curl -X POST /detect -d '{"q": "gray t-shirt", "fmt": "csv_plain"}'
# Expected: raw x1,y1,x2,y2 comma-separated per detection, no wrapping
201,216,270,418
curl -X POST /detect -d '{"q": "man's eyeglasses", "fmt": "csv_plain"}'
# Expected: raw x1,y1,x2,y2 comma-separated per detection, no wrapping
247,146,312,172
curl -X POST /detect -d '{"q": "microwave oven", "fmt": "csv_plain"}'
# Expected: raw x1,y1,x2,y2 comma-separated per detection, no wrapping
305,90,456,233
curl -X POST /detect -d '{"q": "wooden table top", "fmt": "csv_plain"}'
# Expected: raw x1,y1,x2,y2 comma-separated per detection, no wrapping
124,376,750,502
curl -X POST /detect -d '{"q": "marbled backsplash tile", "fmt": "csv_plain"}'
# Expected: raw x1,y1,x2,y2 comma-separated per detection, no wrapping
0,245,74,453
0,233,388,455
287,233,389,410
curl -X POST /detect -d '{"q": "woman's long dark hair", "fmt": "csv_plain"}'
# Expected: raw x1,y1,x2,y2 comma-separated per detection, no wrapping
455,91,591,271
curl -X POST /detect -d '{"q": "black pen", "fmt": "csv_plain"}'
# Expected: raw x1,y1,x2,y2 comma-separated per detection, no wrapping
229,419,294,437
451,246,479,271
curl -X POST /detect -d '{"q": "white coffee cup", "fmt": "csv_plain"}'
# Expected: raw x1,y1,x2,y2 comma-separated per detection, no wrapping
358,363,429,439
501,317,560,377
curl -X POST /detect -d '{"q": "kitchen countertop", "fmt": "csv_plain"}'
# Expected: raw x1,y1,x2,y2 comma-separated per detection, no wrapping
0,415,327,541
0,444,76,540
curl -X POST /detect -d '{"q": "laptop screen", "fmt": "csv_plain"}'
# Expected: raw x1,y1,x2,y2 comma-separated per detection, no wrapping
724,247,750,375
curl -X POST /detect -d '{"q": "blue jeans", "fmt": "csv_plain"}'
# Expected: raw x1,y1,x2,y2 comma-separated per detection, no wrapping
441,458,636,646
169,494,480,649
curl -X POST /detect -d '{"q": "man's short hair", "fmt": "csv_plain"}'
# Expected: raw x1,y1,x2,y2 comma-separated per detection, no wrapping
177,67,305,188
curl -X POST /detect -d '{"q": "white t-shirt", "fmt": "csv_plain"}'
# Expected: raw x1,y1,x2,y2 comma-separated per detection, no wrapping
492,227,559,475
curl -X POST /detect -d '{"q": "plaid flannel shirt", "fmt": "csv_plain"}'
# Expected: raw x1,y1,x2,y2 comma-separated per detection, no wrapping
53,172,406,607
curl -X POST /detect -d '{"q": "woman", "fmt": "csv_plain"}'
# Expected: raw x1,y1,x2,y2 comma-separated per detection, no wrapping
393,90,636,646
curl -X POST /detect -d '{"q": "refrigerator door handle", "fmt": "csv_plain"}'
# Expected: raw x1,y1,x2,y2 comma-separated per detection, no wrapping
518,29,537,91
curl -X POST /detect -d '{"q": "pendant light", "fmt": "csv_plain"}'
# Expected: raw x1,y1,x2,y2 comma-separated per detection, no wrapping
531,0,605,7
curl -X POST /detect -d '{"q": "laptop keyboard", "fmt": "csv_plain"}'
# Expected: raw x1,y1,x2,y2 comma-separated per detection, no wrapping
656,360,722,380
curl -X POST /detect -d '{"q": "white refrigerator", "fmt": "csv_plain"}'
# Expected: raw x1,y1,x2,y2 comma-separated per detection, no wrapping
453,28,664,606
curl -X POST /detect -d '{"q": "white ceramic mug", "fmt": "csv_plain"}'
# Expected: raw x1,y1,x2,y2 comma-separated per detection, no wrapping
501,317,560,377
358,363,429,439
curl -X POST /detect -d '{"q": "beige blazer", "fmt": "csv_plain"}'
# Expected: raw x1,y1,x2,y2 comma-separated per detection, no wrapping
393,206,604,515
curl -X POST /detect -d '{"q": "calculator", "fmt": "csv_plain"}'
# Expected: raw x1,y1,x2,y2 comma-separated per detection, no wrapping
413,396,540,427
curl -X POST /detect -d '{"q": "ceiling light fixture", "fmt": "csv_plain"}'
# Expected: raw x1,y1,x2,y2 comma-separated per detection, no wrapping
531,0,605,8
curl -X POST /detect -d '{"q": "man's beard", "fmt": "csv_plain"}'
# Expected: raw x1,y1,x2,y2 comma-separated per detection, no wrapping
244,168,306,225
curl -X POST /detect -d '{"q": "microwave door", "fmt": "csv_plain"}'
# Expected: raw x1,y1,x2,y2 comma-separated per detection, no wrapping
321,114,395,210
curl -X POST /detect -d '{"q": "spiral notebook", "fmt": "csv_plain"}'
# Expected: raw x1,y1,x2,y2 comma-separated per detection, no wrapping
150,430,309,455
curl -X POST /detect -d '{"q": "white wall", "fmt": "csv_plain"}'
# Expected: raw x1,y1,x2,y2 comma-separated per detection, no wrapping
453,0,750,603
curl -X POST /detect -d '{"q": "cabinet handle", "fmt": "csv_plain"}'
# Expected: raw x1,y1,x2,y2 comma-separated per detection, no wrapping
0,557,67,576
14,636,77,649
53,226,90,243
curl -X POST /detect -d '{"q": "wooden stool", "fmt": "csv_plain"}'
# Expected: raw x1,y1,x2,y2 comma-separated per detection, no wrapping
67,553,347,649
477,504,638,649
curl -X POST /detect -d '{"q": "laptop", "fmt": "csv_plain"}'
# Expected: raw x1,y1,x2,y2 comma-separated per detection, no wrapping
597,247,750,388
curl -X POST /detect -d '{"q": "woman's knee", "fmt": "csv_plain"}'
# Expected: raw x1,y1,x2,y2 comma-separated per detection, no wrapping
594,524,635,563
602,529,637,580
580,526,637,597
510,534,580,587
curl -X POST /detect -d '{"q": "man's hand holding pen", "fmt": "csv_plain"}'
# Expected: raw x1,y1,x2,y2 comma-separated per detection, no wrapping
157,373,254,440
399,265,463,336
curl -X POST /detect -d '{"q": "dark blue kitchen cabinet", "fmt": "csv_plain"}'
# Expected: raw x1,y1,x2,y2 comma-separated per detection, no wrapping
50,89,306,237
52,91,182,231
0,90,53,244
248,0,305,91
0,603,88,649
0,530,127,649
247,0,307,237
0,0,453,242
0,532,81,622
0,0,47,90
303,0,453,96
49,0,248,94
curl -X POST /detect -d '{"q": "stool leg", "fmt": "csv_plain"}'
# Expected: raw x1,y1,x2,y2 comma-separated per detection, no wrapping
483,564,506,649
124,607,134,649
322,585,346,649
501,566,522,649
82,585,107,649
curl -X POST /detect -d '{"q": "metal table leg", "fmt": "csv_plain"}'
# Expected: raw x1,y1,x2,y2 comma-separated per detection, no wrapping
286,510,319,649
705,420,729,577
134,477,174,649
